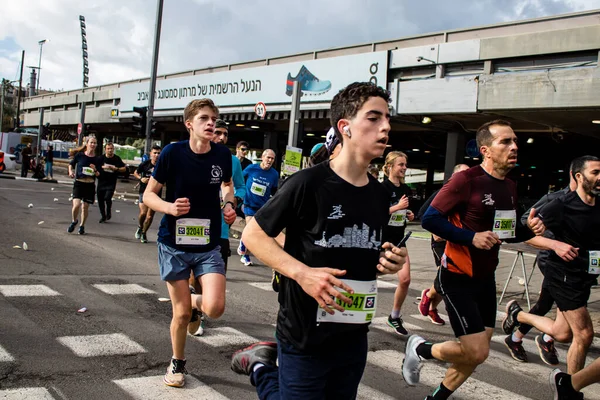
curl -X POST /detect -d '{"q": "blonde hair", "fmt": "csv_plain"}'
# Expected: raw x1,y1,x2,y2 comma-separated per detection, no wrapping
183,99,219,132
383,151,408,180
70,135,97,157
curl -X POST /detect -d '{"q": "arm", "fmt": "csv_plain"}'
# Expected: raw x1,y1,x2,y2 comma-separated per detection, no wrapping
221,179,236,224
422,206,475,246
68,154,77,178
115,158,127,174
143,177,190,216
526,236,579,262
231,157,246,207
389,195,409,213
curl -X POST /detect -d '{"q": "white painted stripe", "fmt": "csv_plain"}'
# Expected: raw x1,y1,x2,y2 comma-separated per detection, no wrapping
248,282,273,291
0,344,14,362
497,310,507,321
357,384,396,400
114,375,229,399
377,280,397,289
192,327,258,347
0,285,60,297
0,387,55,399
370,316,422,332
367,350,533,400
57,333,146,357
92,284,155,295
409,313,450,323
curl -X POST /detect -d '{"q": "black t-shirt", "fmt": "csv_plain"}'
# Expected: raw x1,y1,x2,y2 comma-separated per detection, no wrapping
240,157,252,172
46,151,53,163
69,152,101,180
537,191,600,285
381,179,413,245
154,141,232,253
136,160,157,194
254,161,389,351
98,154,125,188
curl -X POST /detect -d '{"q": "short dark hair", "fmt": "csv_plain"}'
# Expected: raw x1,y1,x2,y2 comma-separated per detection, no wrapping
330,82,390,144
215,119,228,130
105,141,114,147
151,144,162,152
571,155,600,180
236,141,249,149
476,119,512,148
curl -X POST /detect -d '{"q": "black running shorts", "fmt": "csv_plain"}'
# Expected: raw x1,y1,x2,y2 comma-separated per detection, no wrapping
219,238,231,272
435,267,497,337
543,272,592,312
73,180,96,204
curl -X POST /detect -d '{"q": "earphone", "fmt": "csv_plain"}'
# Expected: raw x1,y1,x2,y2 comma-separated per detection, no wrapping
343,126,351,138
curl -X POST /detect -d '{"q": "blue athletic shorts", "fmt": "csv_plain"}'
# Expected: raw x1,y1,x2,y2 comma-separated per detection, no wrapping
243,205,259,217
157,242,226,281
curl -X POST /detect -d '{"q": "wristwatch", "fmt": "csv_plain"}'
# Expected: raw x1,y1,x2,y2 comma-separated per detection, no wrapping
234,196,243,208
222,201,235,210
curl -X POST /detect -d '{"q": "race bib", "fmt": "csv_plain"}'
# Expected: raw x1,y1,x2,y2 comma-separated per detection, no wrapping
176,218,210,246
589,251,600,275
103,164,115,173
493,210,516,239
388,210,407,227
250,182,267,196
316,279,377,324
82,167,95,176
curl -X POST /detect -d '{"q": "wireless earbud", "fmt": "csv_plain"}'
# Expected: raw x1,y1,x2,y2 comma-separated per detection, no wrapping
343,126,351,138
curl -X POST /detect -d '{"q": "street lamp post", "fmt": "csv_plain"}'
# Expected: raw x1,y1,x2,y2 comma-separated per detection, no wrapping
37,40,47,95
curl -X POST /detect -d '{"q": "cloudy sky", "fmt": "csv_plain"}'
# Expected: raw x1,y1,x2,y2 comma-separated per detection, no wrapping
1,0,599,92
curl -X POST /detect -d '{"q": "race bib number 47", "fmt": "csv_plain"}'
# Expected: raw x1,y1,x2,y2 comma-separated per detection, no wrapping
316,279,377,324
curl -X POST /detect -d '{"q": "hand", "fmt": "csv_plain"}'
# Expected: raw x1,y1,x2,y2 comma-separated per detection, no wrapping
527,208,545,236
407,210,414,221
69,171,75,179
169,197,190,217
89,164,97,171
377,242,408,274
223,204,236,225
296,266,354,315
141,177,149,184
553,241,579,262
472,231,501,250
398,195,409,210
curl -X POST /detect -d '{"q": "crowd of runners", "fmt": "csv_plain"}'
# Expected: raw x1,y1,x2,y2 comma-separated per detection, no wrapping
64,81,600,399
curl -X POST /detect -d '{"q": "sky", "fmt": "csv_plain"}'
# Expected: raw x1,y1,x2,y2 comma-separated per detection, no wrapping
1,0,599,92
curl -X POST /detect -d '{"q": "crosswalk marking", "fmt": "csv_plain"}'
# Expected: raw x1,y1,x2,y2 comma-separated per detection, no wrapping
0,343,14,362
409,313,450,323
57,333,146,357
367,350,534,400
0,284,61,297
357,384,396,400
0,387,55,399
377,280,397,289
92,283,155,295
371,316,422,332
113,375,229,400
192,327,258,347
248,282,274,291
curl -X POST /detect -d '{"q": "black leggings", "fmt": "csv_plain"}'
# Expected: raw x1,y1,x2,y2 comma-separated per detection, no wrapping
517,284,555,335
97,187,115,218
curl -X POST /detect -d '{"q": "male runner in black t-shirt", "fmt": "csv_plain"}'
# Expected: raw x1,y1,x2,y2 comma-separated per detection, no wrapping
134,145,161,243
503,155,600,376
97,142,126,223
230,82,408,399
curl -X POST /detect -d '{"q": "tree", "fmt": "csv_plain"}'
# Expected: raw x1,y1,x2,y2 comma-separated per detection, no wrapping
1,79,16,132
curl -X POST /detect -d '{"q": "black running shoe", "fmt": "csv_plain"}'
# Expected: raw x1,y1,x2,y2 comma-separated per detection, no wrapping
536,335,559,366
502,300,522,334
99,217,106,223
78,226,85,235
67,220,78,233
231,342,277,375
387,314,408,335
106,212,111,221
140,233,148,243
550,368,583,400
504,335,528,362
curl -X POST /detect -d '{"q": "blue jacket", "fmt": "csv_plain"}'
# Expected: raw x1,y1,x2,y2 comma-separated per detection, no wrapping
222,155,246,239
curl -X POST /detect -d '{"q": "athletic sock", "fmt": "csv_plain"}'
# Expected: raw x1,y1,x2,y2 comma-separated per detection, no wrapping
431,383,453,400
511,333,522,342
416,342,434,360
557,373,578,395
543,334,553,343
253,363,265,372
391,310,401,319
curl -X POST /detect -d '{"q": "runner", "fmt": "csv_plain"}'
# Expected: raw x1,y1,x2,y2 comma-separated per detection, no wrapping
550,359,600,399
308,127,341,167
503,155,600,375
187,118,246,337
416,164,469,326
134,145,161,243
382,151,415,336
236,141,253,171
502,166,577,365
230,82,407,399
143,98,235,387
403,120,545,400
97,142,126,223
67,135,101,235
237,149,278,266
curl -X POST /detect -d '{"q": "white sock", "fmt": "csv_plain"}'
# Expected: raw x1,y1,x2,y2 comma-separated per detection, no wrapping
543,334,554,343
511,333,522,342
253,363,265,372
391,310,401,319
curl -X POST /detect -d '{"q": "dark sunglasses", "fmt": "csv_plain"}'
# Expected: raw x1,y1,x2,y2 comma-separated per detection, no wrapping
239,148,248,151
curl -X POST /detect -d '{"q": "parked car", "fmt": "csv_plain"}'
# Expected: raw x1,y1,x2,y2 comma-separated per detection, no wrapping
0,152,17,172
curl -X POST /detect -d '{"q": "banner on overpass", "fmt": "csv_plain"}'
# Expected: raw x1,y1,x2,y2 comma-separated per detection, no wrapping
119,51,388,112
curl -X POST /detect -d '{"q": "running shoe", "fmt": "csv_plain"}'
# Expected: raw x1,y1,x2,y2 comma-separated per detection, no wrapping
106,211,111,221
536,335,559,366
402,334,426,386
231,342,277,376
418,288,431,316
504,335,528,362
272,270,281,292
163,358,187,387
285,65,332,96
237,242,246,256
387,314,408,335
241,255,253,266
78,226,85,235
140,233,148,244
99,217,106,223
502,300,523,334
428,309,445,326
549,368,583,400
135,227,142,240
67,219,78,233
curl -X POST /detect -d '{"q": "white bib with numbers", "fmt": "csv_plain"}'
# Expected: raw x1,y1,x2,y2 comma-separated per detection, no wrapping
493,210,516,239
250,182,267,196
176,218,210,246
82,167,95,176
316,279,377,324
589,251,600,274
388,210,407,227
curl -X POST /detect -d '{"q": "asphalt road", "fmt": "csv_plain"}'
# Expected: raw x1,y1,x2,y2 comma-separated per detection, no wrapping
1,178,600,400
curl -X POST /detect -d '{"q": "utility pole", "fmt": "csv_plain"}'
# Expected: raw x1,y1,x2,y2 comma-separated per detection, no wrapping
15,50,24,130
37,40,47,94
287,81,301,147
145,0,164,155
0,81,5,132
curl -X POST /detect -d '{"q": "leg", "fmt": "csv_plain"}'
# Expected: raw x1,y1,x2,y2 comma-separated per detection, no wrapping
80,202,90,227
325,333,368,399
562,307,594,374
165,279,192,360
142,209,155,233
239,215,254,265
105,189,114,219
138,203,148,228
97,188,107,220
515,305,573,342
391,254,411,315
572,358,600,391
277,340,329,400
48,162,53,179
71,199,82,222
516,284,555,338
194,273,226,319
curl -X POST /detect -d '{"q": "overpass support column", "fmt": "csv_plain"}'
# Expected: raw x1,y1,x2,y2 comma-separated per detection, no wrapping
444,131,465,182
263,131,280,169
96,133,106,156
160,131,167,148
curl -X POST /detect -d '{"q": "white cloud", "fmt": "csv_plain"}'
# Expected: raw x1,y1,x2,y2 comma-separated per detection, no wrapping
1,0,599,91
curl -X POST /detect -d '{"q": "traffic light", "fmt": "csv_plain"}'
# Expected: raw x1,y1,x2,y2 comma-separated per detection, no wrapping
132,106,148,137
41,123,51,139
150,118,159,137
